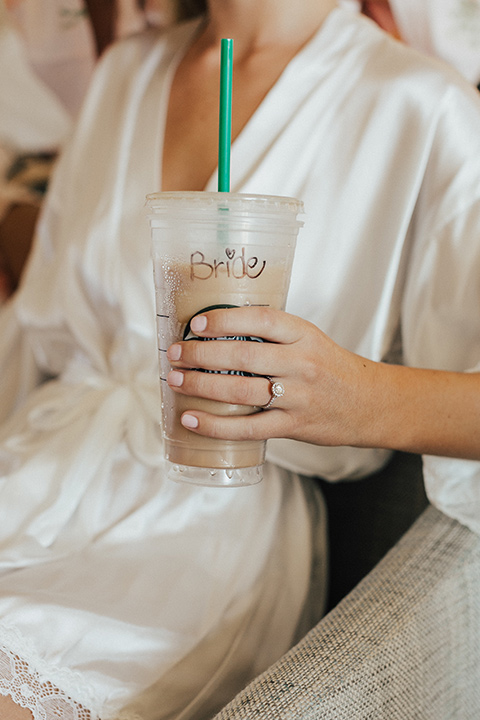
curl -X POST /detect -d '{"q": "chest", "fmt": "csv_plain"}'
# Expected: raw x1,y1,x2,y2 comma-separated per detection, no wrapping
161,44,300,192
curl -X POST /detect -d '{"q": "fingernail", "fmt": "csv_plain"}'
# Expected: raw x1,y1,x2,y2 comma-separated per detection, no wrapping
167,370,184,387
181,413,199,429
190,315,207,333
167,344,182,361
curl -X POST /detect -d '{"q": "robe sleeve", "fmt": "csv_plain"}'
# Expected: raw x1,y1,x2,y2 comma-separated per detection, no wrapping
0,143,71,424
0,300,41,423
0,36,137,424
401,83,480,534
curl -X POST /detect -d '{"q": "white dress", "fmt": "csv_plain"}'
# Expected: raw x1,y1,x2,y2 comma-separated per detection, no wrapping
1,5,480,719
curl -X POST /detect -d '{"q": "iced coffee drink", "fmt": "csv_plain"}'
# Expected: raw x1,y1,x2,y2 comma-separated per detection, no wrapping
147,192,303,486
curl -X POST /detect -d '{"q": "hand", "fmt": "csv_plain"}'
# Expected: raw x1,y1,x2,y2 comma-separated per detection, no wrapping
166,306,379,447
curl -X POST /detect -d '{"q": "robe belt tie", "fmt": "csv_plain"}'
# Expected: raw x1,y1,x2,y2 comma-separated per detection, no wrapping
0,359,164,549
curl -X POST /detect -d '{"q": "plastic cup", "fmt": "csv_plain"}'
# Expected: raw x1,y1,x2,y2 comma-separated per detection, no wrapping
146,191,304,487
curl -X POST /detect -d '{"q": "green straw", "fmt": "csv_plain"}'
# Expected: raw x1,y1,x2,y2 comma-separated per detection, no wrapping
218,38,233,192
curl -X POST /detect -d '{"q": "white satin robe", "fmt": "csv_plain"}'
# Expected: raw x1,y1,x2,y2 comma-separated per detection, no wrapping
0,5,480,719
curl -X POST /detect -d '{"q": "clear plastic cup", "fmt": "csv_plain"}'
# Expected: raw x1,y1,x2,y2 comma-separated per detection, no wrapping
146,191,304,487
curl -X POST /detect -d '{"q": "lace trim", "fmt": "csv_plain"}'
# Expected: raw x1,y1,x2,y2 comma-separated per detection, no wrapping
0,622,102,714
0,646,144,720
0,647,96,720
0,623,144,720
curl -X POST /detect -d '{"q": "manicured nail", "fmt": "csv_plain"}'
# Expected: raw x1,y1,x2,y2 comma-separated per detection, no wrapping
167,344,181,361
181,413,199,429
190,315,207,333
167,370,184,387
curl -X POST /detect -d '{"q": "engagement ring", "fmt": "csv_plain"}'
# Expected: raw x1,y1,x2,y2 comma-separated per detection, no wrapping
263,377,285,409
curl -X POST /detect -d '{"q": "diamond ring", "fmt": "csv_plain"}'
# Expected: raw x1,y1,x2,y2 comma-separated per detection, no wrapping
263,377,285,410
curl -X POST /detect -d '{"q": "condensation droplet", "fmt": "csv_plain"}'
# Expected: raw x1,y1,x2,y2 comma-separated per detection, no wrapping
226,469,234,479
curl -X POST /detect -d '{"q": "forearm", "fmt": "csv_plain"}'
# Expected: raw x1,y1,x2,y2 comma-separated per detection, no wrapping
365,361,480,460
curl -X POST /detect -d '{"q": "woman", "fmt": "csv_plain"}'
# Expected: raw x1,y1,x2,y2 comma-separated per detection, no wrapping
1,0,480,718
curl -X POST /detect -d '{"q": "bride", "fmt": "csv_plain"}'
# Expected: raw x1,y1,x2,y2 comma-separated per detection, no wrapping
1,0,480,717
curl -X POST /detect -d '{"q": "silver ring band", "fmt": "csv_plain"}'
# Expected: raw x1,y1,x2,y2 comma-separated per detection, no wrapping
263,376,285,410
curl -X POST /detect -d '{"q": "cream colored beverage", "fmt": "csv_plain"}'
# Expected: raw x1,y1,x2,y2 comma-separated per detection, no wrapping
146,192,303,487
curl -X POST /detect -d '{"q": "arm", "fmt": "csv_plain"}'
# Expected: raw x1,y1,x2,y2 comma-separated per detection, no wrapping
165,306,480,461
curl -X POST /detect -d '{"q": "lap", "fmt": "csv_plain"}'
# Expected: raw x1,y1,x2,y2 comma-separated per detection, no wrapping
0,463,325,719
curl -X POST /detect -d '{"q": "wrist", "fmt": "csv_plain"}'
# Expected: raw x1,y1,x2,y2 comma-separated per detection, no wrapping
342,358,416,453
